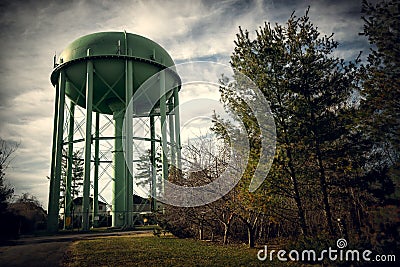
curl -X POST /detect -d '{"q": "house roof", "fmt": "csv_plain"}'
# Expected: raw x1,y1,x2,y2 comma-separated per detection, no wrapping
133,194,151,204
73,195,150,205
72,197,107,206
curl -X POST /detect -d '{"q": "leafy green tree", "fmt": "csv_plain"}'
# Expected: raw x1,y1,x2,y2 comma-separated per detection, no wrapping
355,0,400,252
0,138,17,213
16,192,42,207
135,149,162,198
60,148,84,210
9,193,46,234
360,0,399,175
220,7,360,238
0,176,13,213
0,138,17,240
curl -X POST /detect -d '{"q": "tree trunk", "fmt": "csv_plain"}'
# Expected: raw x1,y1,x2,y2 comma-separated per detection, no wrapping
292,174,308,236
199,221,204,240
315,139,335,236
266,221,271,242
287,143,308,236
237,214,258,248
223,223,229,245
222,213,234,245
248,226,256,248
349,188,362,237
282,121,308,236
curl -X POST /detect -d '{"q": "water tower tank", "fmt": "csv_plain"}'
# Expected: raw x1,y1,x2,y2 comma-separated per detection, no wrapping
50,31,179,114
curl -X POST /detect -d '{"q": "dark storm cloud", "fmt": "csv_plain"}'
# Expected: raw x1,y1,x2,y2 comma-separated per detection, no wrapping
0,1,60,106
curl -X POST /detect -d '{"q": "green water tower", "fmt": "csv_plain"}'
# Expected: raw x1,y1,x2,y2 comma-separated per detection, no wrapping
48,32,181,232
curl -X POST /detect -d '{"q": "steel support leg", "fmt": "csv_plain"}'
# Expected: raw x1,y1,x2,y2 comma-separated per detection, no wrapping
65,100,75,229
150,116,157,211
173,85,182,170
125,56,133,228
48,77,59,231
168,99,176,167
82,50,93,231
160,71,168,197
111,105,126,227
47,70,66,233
92,112,100,227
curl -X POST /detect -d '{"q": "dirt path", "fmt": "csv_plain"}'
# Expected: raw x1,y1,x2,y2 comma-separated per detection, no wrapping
0,230,151,267
0,241,70,267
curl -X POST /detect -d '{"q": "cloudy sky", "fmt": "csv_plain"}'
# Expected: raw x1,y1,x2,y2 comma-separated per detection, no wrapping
0,0,371,208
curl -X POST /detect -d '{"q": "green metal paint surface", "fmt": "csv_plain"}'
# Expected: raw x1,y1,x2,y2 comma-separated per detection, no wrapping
57,32,174,66
48,31,182,231
51,32,179,115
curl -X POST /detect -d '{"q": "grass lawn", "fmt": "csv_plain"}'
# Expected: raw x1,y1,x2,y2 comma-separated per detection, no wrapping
61,233,282,267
